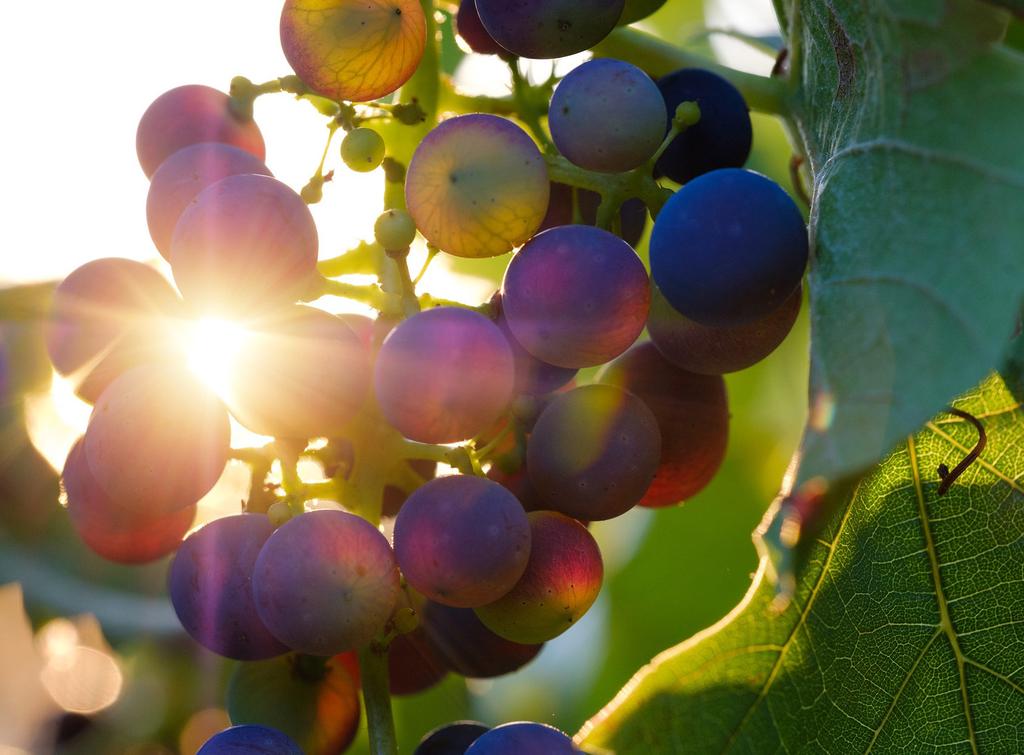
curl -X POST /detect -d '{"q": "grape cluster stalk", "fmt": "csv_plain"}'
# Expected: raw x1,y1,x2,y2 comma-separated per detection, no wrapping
48,1,808,752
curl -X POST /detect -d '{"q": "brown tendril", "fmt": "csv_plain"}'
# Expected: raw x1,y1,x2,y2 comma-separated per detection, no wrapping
936,407,987,495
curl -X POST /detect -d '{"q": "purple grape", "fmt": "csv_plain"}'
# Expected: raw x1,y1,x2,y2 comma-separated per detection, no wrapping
492,295,577,395
650,169,808,326
388,627,448,696
465,722,578,754
147,142,271,260
648,281,802,374
527,384,661,520
63,439,195,565
394,476,531,608
501,225,650,369
197,725,303,755
655,68,752,184
415,722,490,755
421,601,542,678
45,258,182,403
136,85,265,178
84,365,231,516
549,59,666,172
598,342,729,508
252,510,401,655
226,306,371,439
456,1,508,56
475,0,624,59
170,174,318,314
168,514,289,660
539,183,647,247
374,308,515,444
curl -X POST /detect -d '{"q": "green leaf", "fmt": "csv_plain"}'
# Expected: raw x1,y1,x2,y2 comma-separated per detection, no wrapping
580,373,1024,752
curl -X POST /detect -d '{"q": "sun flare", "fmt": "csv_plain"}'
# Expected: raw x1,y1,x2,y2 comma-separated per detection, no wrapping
184,317,249,398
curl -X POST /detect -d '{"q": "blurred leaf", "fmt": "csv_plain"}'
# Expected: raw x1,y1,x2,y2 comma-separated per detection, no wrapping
581,373,1024,751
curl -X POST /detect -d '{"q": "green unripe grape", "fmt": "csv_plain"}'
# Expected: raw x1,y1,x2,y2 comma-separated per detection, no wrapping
341,128,386,173
268,501,293,528
374,209,417,251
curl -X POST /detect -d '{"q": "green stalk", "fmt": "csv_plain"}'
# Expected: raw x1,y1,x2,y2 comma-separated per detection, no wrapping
358,643,399,755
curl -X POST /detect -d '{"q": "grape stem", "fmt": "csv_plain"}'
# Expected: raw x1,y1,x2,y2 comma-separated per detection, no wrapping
358,642,399,755
316,277,401,313
317,241,385,278
591,27,791,115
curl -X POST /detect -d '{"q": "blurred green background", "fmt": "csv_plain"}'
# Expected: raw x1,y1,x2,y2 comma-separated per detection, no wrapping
0,1,817,752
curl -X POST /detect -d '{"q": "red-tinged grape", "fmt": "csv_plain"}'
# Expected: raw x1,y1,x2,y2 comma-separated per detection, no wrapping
455,1,507,56
170,174,318,315
63,440,194,564
168,514,289,660
599,342,729,507
394,476,531,608
549,59,666,173
405,115,549,259
420,600,542,678
501,226,650,369
198,725,303,755
147,143,271,260
227,654,360,755
655,68,752,184
415,722,490,755
374,308,515,444
539,183,647,247
475,512,602,644
491,296,576,396
475,0,624,59
252,510,401,655
337,313,376,350
465,722,578,754
84,365,230,515
136,85,266,178
225,306,370,439
280,0,427,103
388,627,448,696
527,384,660,520
648,281,802,374
486,464,546,512
649,169,808,326
46,258,182,403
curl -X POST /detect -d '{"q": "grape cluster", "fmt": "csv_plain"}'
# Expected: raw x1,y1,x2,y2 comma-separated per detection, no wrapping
49,1,809,752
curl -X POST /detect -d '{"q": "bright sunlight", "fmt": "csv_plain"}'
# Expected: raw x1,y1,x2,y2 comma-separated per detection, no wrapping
184,317,249,398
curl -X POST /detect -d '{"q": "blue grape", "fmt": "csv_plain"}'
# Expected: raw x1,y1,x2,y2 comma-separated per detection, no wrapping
598,342,729,508
655,68,752,183
197,724,303,755
225,306,371,439
650,168,808,326
539,183,647,247
63,439,195,564
374,308,515,444
252,510,401,655
527,384,661,520
420,600,542,678
465,722,578,754
502,225,649,369
136,85,265,178
168,514,288,660
415,722,490,755
394,475,531,607
147,142,271,260
170,173,318,314
475,0,624,59
648,280,802,374
84,365,230,515
549,59,666,172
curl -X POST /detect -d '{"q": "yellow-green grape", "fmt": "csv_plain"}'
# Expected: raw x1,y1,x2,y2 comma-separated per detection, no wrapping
280,0,427,103
374,209,417,250
405,114,550,258
341,127,386,173
267,501,293,528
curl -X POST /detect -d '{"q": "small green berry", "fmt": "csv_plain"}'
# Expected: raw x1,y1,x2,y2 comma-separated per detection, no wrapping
268,501,293,528
374,209,417,251
673,100,702,129
341,127,386,173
